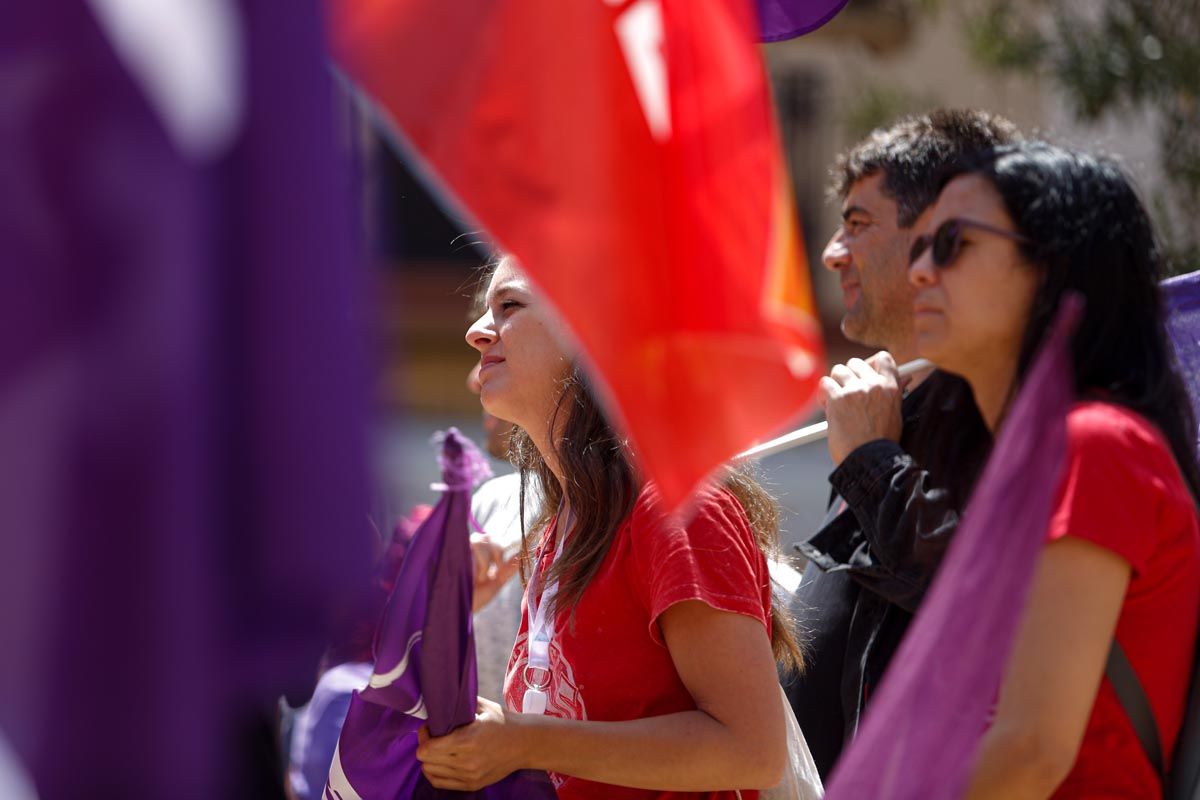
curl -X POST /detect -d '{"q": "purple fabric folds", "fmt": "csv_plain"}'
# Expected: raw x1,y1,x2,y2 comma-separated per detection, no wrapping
0,2,370,796
1162,271,1200,448
326,430,556,799
756,0,851,42
824,296,1083,799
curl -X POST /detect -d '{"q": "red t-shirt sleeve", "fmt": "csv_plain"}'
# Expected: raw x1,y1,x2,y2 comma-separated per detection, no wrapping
627,485,771,645
1047,403,1177,575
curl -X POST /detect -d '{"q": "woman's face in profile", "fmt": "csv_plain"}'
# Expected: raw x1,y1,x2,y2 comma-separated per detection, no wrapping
908,174,1041,379
465,259,573,437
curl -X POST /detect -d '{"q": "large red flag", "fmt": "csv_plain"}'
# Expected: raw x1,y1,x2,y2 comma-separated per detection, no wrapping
331,0,824,509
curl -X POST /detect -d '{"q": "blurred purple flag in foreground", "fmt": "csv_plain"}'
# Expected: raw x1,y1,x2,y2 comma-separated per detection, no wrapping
824,296,1083,799
756,0,851,42
1162,270,1200,448
0,1,370,796
327,430,556,799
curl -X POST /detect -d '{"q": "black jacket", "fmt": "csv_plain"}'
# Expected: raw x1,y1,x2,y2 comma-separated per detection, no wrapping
783,372,990,779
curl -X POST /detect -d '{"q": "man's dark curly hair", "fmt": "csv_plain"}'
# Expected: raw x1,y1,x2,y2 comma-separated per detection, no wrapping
829,108,1022,228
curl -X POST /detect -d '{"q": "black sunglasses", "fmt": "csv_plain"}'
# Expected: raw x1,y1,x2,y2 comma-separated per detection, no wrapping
909,218,1033,268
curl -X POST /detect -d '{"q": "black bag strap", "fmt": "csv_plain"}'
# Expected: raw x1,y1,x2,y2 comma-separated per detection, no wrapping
1106,640,1167,782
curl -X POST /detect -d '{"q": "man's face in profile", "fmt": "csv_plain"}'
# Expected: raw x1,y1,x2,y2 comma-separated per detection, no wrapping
822,172,919,356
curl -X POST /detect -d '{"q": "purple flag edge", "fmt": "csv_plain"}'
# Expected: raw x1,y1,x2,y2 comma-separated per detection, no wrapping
325,431,470,798
327,430,556,798
1161,270,1200,445
1,1,372,794
420,430,485,736
413,431,556,796
756,0,852,43
825,295,1083,799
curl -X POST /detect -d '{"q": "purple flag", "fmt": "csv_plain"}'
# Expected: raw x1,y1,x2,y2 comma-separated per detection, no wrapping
756,0,851,42
1162,271,1200,448
327,430,556,799
824,297,1083,799
0,2,370,796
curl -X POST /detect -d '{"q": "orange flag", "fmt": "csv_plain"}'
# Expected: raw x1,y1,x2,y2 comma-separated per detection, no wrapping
332,0,824,509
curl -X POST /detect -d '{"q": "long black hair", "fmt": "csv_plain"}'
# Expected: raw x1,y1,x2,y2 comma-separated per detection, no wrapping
940,141,1200,501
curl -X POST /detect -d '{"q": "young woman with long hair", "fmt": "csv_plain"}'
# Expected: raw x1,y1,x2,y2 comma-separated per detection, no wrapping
908,141,1200,798
415,256,812,799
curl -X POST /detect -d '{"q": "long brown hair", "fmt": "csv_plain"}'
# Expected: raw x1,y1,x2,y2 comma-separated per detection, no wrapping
509,365,804,673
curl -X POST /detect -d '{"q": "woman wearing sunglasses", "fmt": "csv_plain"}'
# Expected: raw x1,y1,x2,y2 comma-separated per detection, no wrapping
414,256,819,799
909,141,1200,798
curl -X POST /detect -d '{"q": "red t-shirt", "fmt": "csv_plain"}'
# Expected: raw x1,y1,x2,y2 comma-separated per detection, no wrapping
503,484,772,800
1048,402,1200,798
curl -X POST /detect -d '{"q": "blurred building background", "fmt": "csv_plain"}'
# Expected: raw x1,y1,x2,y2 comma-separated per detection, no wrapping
364,0,1196,549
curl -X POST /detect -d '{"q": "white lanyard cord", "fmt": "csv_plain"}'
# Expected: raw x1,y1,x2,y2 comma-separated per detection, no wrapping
522,505,570,713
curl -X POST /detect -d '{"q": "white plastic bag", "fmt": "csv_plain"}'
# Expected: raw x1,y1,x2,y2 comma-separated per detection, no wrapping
755,686,824,800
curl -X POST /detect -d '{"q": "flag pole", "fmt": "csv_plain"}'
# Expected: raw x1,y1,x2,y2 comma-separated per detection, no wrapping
737,359,933,460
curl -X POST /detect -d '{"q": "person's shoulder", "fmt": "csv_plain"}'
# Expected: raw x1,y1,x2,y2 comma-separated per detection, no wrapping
471,471,522,514
1062,401,1187,500
471,470,530,547
1066,401,1169,455
906,370,974,410
474,470,521,497
625,483,755,559
631,481,745,523
1051,402,1196,572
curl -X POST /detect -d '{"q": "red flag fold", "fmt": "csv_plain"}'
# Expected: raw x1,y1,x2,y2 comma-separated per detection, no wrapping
332,0,824,508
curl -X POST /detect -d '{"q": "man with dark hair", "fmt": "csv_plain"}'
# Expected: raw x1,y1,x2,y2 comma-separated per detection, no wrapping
824,108,1021,365
784,109,1020,778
